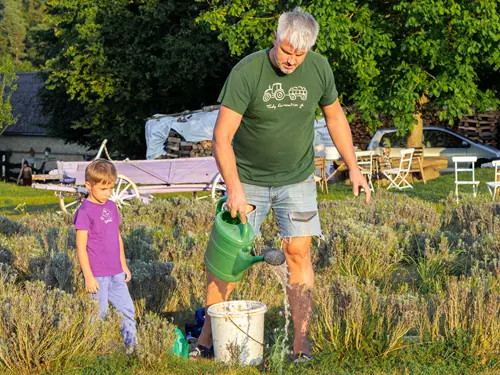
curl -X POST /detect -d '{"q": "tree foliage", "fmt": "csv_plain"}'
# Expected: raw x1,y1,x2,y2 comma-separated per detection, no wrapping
0,55,18,134
40,0,238,157
196,0,500,135
0,0,47,70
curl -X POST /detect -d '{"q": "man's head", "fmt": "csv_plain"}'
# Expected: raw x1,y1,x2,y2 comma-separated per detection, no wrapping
84,159,117,204
272,8,319,74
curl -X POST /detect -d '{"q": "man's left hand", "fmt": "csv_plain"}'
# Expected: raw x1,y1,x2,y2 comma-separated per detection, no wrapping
349,168,371,204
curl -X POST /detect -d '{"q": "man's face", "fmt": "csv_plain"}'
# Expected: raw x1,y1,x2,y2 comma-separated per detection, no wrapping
272,36,308,75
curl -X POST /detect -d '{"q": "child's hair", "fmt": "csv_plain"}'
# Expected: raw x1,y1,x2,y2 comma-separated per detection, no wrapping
85,159,117,185
23,160,29,166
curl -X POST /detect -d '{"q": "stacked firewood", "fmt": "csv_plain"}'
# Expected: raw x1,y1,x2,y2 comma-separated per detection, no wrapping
344,110,372,150
163,130,213,159
457,112,499,148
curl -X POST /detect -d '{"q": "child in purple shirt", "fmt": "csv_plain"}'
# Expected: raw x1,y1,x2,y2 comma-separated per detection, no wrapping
74,159,137,350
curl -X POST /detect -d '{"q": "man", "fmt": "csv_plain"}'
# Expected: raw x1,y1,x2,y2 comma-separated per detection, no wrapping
26,148,37,170
191,8,371,362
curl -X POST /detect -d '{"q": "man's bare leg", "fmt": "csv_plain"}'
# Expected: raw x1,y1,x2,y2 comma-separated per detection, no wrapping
196,271,237,348
282,236,314,355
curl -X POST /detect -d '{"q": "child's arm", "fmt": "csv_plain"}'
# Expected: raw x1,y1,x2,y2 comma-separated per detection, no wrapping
119,235,131,282
17,168,22,184
76,229,100,293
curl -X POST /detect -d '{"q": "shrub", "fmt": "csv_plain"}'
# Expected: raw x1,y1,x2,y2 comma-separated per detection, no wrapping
311,275,421,358
317,220,403,283
0,216,26,236
135,312,176,366
45,251,75,292
128,260,175,316
0,278,120,373
123,226,159,263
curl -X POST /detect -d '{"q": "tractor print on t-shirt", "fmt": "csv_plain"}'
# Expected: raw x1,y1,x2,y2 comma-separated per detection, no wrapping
263,83,308,102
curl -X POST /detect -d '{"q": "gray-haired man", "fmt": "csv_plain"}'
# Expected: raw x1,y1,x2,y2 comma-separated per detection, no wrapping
191,8,370,362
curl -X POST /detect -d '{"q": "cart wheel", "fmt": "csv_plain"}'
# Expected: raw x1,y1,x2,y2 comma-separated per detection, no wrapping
58,192,85,214
111,174,141,209
210,173,226,201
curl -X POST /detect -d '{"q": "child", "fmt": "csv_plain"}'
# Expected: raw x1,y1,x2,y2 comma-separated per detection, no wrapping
74,159,137,351
17,160,33,186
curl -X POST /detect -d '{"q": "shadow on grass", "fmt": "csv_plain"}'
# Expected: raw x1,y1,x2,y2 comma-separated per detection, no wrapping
0,203,60,217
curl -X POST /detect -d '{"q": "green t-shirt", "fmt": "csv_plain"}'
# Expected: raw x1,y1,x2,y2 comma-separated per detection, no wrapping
218,48,338,187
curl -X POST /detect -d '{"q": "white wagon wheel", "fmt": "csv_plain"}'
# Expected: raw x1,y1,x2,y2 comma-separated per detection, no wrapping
58,191,86,214
59,174,140,214
110,174,141,209
210,173,226,201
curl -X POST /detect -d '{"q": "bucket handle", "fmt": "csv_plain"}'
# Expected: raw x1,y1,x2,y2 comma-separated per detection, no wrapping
216,197,249,238
226,316,263,347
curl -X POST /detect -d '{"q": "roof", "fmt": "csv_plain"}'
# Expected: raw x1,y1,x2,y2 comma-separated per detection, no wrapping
2,72,48,136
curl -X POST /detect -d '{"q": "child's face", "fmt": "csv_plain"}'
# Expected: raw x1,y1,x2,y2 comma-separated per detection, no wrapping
85,181,115,204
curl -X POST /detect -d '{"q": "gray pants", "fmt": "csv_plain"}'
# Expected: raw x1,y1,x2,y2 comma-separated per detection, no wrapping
92,271,137,347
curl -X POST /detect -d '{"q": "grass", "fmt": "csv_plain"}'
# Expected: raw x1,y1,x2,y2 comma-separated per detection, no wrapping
319,167,496,204
1,168,496,218
0,181,59,216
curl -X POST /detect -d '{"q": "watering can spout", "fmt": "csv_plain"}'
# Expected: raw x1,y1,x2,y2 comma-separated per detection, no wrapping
251,255,265,264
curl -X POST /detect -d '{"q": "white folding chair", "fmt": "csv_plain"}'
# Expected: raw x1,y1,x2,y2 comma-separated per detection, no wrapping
382,148,415,190
486,160,500,201
452,156,479,200
356,150,375,192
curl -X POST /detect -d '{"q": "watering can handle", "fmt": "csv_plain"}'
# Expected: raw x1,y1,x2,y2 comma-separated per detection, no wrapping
216,197,228,215
216,197,249,239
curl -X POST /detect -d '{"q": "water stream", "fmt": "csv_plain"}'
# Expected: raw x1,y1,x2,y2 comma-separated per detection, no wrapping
269,262,291,375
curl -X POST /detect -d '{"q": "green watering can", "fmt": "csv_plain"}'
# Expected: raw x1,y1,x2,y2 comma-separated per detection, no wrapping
204,197,286,282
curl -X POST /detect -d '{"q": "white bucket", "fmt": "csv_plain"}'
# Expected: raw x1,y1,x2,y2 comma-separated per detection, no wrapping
208,300,267,366
325,146,340,160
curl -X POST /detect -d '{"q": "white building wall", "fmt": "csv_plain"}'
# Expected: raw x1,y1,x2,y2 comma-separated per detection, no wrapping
0,135,92,172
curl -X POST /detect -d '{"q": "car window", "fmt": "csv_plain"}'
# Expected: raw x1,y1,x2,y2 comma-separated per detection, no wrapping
423,130,465,148
380,132,406,148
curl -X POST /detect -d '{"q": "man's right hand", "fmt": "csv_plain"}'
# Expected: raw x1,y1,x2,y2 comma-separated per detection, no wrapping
226,187,249,224
85,276,100,294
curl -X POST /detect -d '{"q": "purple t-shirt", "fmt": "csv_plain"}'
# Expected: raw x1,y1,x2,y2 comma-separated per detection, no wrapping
74,199,123,277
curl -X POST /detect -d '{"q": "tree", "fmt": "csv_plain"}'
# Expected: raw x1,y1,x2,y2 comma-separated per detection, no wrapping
196,0,500,145
40,0,238,157
0,0,28,63
0,0,48,70
0,55,18,135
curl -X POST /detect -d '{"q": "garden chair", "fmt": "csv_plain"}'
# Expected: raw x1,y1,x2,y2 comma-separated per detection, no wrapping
314,157,328,194
452,156,479,201
355,150,375,192
408,147,426,184
486,160,500,201
382,148,415,190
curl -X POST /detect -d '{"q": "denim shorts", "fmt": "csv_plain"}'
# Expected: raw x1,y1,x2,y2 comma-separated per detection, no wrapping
242,174,322,238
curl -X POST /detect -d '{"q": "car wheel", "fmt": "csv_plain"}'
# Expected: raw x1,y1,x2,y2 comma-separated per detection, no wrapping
476,158,491,167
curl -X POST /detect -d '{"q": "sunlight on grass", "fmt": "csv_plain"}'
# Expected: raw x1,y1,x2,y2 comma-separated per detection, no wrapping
0,181,60,217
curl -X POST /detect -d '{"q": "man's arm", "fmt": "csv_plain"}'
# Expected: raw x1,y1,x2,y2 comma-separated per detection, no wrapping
76,229,100,293
212,105,250,222
321,99,371,203
119,235,131,282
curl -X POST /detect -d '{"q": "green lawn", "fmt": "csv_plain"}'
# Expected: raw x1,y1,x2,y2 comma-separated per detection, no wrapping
0,168,497,218
318,167,496,203
0,181,60,216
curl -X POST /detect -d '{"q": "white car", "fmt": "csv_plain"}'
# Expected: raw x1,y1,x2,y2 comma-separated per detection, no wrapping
367,127,500,172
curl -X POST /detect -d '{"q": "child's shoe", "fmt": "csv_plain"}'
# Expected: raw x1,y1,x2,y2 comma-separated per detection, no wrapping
293,352,315,364
189,344,214,360
125,344,138,356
